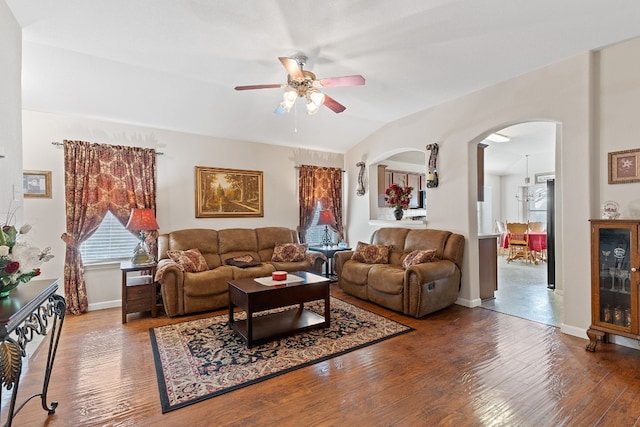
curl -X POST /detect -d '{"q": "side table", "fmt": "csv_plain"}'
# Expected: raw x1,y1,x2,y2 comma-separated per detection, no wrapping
120,261,158,323
0,279,65,427
308,246,352,279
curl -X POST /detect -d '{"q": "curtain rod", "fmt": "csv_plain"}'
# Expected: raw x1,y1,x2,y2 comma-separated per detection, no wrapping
294,165,345,172
51,141,164,155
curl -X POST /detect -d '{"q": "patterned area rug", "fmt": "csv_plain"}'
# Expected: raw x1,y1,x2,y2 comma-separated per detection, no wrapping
150,297,412,413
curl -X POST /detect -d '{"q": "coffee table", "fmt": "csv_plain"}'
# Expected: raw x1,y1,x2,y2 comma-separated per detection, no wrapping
228,271,331,348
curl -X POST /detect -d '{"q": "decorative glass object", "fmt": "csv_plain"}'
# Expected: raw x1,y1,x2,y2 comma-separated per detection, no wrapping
601,200,620,219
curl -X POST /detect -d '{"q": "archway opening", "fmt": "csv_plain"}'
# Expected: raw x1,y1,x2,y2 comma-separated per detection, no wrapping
369,150,427,222
477,121,562,327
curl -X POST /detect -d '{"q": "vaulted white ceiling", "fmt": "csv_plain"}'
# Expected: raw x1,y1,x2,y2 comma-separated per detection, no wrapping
7,0,640,158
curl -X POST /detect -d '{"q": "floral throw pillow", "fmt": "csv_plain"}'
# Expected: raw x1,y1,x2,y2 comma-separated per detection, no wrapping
402,249,437,269
271,243,307,262
351,242,392,264
167,248,209,272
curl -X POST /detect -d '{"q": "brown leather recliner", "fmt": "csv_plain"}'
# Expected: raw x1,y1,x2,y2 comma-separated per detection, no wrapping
334,228,465,318
156,227,325,317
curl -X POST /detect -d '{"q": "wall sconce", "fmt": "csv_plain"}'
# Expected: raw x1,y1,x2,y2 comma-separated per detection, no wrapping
356,161,365,196
426,143,439,188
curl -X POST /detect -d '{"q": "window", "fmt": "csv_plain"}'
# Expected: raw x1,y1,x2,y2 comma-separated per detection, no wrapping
80,211,139,263
306,202,338,245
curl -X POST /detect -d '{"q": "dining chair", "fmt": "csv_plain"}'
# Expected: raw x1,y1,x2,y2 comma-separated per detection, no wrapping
506,222,530,263
527,222,547,262
495,220,508,257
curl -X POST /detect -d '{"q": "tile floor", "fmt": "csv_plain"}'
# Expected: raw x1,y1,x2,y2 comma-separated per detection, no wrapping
481,255,563,327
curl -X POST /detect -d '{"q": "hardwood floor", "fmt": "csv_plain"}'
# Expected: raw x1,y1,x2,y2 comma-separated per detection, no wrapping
4,284,640,426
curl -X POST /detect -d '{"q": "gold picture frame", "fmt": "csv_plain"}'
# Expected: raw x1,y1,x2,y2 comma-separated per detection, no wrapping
195,166,264,218
23,170,52,198
608,149,640,184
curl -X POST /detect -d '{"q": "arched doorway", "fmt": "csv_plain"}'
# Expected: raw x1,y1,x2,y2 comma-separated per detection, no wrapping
477,121,562,326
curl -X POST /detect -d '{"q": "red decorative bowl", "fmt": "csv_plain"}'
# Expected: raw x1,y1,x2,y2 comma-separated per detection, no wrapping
272,271,287,281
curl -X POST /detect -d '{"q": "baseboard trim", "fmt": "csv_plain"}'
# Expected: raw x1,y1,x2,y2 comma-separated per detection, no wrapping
88,300,121,312
456,297,482,308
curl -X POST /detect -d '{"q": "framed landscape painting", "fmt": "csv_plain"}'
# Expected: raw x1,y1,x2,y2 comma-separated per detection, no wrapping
195,166,263,218
609,148,640,184
23,170,52,198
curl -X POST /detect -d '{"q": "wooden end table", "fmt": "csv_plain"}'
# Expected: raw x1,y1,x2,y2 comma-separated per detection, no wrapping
228,271,330,348
308,246,352,279
120,261,158,323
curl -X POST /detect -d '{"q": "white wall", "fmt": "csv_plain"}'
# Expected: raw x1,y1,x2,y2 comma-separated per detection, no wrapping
344,53,593,338
21,110,343,309
0,3,22,224
598,37,640,216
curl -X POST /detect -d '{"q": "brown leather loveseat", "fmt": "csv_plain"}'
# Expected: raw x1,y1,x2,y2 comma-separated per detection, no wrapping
155,227,325,317
334,227,465,318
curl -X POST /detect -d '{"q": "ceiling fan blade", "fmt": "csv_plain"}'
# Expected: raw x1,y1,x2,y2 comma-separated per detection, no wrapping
278,57,304,79
319,75,365,88
234,84,282,91
323,94,346,113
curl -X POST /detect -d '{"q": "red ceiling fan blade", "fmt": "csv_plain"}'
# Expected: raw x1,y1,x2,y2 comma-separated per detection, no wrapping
323,94,346,113
278,57,304,79
234,84,282,91
319,75,365,88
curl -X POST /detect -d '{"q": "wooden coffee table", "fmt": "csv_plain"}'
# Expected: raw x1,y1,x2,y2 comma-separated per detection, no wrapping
228,271,331,348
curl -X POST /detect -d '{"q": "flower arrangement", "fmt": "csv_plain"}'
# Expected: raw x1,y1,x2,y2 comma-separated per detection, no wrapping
384,183,414,210
0,216,54,297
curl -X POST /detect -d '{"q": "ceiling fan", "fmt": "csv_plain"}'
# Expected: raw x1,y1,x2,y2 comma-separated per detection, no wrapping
234,54,365,114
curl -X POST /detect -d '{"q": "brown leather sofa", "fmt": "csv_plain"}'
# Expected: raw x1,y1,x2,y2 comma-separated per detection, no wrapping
156,227,325,317
334,227,465,318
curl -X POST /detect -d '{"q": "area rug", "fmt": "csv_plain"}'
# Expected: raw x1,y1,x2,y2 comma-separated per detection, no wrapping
149,297,413,413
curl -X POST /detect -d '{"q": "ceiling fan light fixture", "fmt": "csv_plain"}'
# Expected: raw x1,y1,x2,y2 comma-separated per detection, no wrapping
281,88,297,111
306,98,321,115
308,90,325,107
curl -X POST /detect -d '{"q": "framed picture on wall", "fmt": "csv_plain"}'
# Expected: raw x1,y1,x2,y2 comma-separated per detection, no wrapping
609,148,640,184
23,170,52,198
195,166,264,218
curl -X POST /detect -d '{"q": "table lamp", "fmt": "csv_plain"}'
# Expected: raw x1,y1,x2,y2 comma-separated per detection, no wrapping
317,209,336,247
125,208,159,265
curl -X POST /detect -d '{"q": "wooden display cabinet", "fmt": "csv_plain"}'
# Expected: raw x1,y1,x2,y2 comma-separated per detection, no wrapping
586,220,639,351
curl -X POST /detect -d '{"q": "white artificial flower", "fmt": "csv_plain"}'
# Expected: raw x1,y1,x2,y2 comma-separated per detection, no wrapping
10,241,44,273
0,246,8,257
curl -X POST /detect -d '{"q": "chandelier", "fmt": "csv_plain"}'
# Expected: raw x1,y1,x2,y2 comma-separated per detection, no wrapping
515,154,536,202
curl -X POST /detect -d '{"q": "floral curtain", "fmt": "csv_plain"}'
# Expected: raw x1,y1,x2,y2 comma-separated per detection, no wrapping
298,165,343,243
61,140,156,315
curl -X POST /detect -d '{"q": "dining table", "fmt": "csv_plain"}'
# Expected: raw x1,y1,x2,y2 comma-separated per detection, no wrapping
502,231,547,264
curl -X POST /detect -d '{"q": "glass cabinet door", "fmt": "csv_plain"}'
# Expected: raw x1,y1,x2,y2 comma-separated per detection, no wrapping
597,227,633,330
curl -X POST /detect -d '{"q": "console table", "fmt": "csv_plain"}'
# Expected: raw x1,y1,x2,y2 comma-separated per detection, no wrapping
0,279,65,427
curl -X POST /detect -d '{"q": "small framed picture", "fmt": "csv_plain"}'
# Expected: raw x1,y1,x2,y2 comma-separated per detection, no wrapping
609,149,640,184
23,170,52,198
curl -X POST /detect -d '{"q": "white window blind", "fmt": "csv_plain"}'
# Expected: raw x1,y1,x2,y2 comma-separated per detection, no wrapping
80,211,139,263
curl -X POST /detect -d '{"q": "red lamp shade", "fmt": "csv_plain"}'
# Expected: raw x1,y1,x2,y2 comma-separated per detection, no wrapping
125,208,159,231
317,209,336,226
